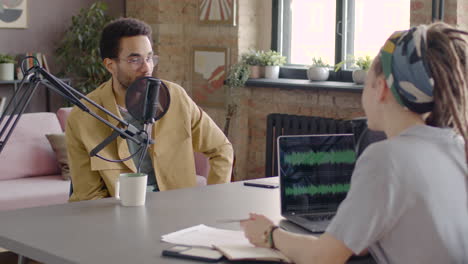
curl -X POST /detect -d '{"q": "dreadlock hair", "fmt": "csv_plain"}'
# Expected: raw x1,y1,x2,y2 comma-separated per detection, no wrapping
374,22,468,169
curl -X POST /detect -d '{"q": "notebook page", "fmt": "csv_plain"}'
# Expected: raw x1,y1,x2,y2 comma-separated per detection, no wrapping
161,224,251,248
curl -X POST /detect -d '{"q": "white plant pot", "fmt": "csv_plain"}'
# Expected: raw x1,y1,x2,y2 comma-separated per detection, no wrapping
265,65,280,79
0,63,14,81
307,66,329,81
352,69,367,84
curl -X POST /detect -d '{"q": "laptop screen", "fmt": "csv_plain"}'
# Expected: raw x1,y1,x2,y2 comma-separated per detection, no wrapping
278,134,356,215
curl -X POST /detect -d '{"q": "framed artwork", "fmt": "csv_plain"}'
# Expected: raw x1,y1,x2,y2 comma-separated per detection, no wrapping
0,0,27,28
192,47,229,107
199,0,236,26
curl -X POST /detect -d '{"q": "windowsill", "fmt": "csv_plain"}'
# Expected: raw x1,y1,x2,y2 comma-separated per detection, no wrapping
245,78,363,93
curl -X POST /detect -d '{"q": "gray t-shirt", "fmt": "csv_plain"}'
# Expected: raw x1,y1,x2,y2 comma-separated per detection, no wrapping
326,125,468,264
119,107,158,192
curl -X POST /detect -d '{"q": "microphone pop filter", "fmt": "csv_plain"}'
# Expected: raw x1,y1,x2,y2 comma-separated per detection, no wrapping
126,77,170,123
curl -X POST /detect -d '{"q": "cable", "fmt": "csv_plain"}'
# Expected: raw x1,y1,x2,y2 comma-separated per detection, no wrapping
95,144,145,163
136,129,150,173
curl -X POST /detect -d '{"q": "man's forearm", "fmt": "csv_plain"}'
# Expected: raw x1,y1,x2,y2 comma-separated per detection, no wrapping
206,143,234,184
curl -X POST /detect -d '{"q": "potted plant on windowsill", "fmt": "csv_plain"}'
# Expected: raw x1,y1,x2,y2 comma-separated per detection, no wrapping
261,50,286,79
335,55,373,84
0,54,15,81
352,56,372,84
241,50,264,79
307,57,331,81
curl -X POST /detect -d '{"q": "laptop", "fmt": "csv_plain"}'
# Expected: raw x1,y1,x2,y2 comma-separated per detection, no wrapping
277,134,356,233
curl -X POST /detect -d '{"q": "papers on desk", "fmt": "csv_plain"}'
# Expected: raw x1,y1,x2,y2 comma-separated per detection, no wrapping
162,224,249,248
161,224,291,263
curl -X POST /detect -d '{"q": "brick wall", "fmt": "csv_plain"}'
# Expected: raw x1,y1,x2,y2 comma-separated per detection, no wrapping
228,87,364,180
457,0,468,31
127,0,238,95
126,0,271,128
410,0,468,27
127,0,468,181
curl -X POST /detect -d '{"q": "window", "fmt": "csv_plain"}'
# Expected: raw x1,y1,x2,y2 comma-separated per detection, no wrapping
274,0,410,67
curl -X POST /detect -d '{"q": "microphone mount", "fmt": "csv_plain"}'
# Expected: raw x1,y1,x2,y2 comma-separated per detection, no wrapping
0,57,154,162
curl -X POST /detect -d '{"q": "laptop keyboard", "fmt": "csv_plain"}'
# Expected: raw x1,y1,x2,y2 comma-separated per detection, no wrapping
303,214,334,222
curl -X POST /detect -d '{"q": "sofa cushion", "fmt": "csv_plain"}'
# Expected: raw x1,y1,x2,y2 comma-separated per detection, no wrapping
45,133,71,181
0,112,62,180
0,175,69,211
56,107,72,131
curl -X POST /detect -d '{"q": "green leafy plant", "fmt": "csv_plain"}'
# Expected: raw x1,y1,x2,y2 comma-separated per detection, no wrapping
226,62,250,88
261,50,287,66
0,54,15,64
56,2,113,94
241,50,264,66
355,55,373,71
335,55,373,72
311,57,331,67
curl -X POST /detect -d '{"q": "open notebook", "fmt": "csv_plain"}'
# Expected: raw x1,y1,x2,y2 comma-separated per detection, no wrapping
214,244,291,262
162,224,291,263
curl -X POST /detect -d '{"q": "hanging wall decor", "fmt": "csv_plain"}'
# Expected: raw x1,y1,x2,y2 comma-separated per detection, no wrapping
199,0,235,26
192,47,229,107
0,0,27,28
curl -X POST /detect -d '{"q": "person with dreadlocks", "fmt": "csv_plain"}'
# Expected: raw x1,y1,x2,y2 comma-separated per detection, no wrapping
241,22,468,264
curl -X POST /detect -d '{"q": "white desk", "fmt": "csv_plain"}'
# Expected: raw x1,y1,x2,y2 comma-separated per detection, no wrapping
0,180,375,264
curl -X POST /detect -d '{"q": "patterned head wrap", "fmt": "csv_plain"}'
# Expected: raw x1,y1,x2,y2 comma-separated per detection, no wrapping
379,25,435,113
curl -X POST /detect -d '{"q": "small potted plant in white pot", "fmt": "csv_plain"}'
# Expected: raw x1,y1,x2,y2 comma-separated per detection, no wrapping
261,50,286,79
335,55,373,84
241,50,264,79
353,56,373,84
308,57,331,81
0,54,16,81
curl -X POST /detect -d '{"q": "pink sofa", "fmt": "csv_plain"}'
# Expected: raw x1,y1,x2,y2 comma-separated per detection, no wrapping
0,107,210,211
0,112,70,211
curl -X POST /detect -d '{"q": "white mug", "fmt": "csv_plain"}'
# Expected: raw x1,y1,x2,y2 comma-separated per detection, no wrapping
115,173,148,206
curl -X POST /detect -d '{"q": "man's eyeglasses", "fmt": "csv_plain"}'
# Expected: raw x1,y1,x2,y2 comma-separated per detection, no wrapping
116,55,159,69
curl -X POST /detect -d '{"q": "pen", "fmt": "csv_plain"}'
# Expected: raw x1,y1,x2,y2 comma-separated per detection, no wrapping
243,182,279,188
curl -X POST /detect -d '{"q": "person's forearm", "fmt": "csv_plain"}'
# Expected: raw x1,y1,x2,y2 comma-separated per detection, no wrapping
273,230,351,264
206,143,233,184
273,228,320,264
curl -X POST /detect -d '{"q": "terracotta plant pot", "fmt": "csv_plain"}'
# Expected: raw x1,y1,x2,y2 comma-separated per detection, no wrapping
249,65,264,78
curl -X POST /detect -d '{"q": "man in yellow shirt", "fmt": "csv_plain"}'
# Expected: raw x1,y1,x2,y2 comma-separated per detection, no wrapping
66,18,233,201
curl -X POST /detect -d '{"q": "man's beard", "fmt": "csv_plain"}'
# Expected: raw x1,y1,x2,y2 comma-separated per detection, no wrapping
116,69,134,90
117,77,130,90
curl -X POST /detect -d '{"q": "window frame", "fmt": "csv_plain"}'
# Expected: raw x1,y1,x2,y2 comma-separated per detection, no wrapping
272,0,356,81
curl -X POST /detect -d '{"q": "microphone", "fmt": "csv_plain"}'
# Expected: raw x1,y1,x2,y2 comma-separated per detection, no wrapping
126,76,170,125
144,78,161,124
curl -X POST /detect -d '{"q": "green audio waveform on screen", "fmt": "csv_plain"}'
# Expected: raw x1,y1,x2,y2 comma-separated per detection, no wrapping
284,150,356,166
285,184,350,196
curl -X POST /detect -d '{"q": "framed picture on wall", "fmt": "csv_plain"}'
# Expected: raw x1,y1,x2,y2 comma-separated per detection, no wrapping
0,0,28,28
199,0,236,26
192,47,229,108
